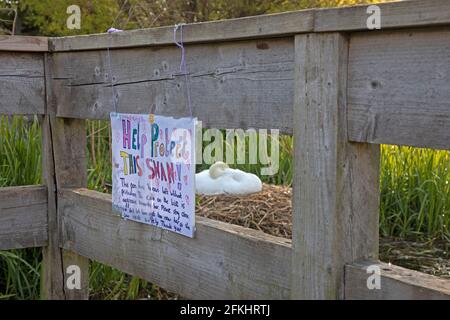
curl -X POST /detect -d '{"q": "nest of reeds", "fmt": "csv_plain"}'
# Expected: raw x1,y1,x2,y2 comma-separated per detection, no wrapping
196,183,293,239
195,183,450,279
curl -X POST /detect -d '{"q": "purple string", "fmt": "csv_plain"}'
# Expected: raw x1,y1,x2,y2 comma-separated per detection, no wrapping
108,27,123,33
174,24,193,118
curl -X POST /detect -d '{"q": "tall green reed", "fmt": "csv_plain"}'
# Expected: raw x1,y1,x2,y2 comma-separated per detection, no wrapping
0,116,41,187
0,116,42,300
381,145,450,240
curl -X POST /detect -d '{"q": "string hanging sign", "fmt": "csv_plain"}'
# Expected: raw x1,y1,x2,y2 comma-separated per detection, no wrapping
110,24,197,238
173,23,193,118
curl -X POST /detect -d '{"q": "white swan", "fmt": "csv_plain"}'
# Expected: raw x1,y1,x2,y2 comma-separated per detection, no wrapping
195,162,262,196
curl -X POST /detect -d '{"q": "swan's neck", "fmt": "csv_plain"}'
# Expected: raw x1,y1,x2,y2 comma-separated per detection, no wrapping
209,162,229,179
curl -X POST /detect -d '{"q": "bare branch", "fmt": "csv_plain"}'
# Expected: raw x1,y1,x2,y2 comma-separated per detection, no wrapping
0,25,12,35
11,7,16,35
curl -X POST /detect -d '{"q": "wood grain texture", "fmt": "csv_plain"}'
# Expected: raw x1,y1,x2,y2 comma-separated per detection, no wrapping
0,52,45,115
42,53,90,299
49,0,450,52
59,188,292,300
49,11,313,51
348,28,450,150
0,185,48,250
292,33,380,300
0,36,48,52
51,27,450,143
315,0,450,32
51,38,294,133
345,261,450,300
51,117,90,300
51,118,88,189
40,116,65,299
40,53,66,300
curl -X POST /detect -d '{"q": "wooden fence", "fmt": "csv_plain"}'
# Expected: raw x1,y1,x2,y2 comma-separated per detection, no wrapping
1,0,450,299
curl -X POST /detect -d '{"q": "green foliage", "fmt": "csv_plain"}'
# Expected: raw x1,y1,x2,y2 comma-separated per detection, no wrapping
87,120,112,193
89,262,149,300
381,146,450,241
0,116,42,300
266,0,390,13
17,0,119,36
0,250,41,300
0,5,17,35
0,116,41,187
110,0,392,30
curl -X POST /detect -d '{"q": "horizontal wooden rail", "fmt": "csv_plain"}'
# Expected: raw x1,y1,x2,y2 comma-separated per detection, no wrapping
0,52,45,115
0,185,48,250
50,27,450,149
51,38,294,133
345,261,450,299
50,11,313,52
59,189,450,300
315,0,450,32
3,1,449,53
59,188,292,299
49,0,450,52
0,36,48,52
347,27,450,150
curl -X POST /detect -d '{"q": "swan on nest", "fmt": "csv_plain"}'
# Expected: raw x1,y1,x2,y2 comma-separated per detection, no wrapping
195,161,263,196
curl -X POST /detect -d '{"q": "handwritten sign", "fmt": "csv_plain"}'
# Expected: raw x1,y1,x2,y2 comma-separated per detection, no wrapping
111,112,196,237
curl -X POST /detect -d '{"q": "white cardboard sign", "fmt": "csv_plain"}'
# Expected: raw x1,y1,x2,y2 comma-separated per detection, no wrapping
111,112,196,238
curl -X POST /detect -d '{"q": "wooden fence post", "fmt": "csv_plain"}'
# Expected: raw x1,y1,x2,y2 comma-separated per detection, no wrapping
291,33,380,299
52,116,90,300
41,53,90,300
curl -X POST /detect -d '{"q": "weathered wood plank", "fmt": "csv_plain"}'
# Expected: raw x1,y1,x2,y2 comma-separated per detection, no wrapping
59,188,292,300
52,27,450,141
345,261,450,300
40,115,65,299
0,52,45,115
0,185,48,250
49,0,450,52
40,52,90,299
0,36,48,52
316,0,450,32
49,11,313,52
50,117,90,300
348,28,450,150
40,53,66,300
52,38,294,133
292,33,380,300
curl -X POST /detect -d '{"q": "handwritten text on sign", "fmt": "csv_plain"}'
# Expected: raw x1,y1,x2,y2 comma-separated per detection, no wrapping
111,113,196,237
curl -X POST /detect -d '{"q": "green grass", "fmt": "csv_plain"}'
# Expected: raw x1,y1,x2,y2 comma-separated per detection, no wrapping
380,146,450,241
0,250,41,300
1,116,449,299
0,116,42,300
0,116,41,187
